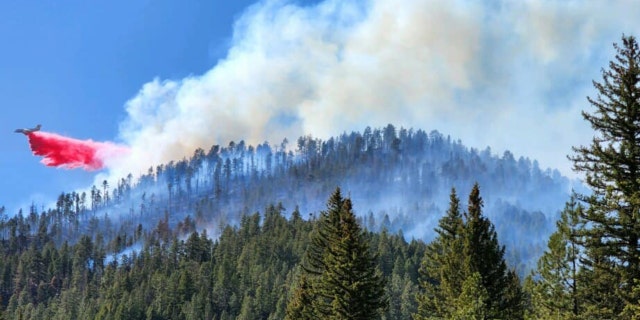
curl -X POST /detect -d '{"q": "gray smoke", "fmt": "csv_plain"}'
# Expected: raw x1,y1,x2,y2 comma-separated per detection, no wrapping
101,0,640,183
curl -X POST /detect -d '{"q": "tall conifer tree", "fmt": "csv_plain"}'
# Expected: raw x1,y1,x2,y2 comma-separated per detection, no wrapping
528,196,582,319
287,188,387,320
317,198,387,319
463,183,522,319
285,274,314,320
452,271,489,320
569,35,640,315
416,188,466,318
301,188,345,277
415,184,523,319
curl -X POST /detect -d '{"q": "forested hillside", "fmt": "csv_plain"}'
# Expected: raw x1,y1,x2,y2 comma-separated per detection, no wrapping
3,26,640,320
0,199,426,319
0,124,570,279
0,124,570,318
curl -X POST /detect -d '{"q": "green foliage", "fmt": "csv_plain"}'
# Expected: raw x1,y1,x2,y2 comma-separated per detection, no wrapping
319,198,387,319
301,188,345,278
416,184,523,319
0,123,572,319
452,272,489,320
416,188,466,318
0,193,423,319
285,273,314,320
527,197,582,319
569,34,640,316
289,188,388,319
622,280,640,319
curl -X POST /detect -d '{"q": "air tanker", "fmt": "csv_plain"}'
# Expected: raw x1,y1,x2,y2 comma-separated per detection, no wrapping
14,124,41,135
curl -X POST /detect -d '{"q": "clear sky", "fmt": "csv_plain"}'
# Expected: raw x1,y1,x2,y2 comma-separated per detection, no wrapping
1,0,639,214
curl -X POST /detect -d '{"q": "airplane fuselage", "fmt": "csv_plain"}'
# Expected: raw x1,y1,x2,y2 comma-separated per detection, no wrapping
14,124,41,135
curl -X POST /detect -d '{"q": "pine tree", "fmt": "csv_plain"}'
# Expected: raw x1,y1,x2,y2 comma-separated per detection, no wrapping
285,274,314,320
318,198,387,319
569,34,640,315
415,184,523,319
463,183,522,319
415,188,466,318
451,272,489,320
503,270,525,320
301,188,345,277
576,234,620,319
288,188,346,319
621,280,640,318
528,196,582,319
287,188,387,320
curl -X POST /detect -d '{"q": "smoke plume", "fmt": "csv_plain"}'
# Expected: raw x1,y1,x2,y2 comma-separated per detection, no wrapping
26,131,129,171
108,0,640,181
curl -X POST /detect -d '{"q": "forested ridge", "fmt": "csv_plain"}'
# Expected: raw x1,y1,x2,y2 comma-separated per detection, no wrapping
0,122,570,279
0,123,568,319
0,199,425,319
0,94,570,319
2,35,640,319
0,183,531,319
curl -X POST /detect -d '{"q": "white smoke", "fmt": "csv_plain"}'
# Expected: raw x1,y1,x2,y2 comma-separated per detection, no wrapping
105,0,640,182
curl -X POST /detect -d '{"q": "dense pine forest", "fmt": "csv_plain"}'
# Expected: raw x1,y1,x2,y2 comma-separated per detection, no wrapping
2,35,640,319
0,195,424,319
0,92,573,318
0,122,571,274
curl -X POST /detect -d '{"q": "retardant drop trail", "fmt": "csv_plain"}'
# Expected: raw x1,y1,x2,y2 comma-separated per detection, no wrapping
26,131,129,171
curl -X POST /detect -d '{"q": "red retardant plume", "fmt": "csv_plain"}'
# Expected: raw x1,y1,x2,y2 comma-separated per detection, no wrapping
25,131,129,171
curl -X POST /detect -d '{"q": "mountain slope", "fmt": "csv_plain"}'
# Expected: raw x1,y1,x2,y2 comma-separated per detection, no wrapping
2,124,571,272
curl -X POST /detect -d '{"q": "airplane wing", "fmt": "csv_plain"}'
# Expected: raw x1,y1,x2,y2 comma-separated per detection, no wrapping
14,125,40,134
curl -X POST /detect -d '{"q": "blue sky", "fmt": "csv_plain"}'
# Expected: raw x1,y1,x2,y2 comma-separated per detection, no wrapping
1,0,295,212
1,0,639,214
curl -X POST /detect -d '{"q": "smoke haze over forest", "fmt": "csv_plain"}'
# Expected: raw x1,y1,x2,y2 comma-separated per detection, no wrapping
32,125,571,274
109,0,640,184
5,1,640,317
3,0,621,272
3,0,640,213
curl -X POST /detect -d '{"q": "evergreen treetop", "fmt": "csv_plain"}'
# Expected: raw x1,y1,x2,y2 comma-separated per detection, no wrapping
527,196,582,319
570,34,640,314
416,183,523,319
288,188,388,320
